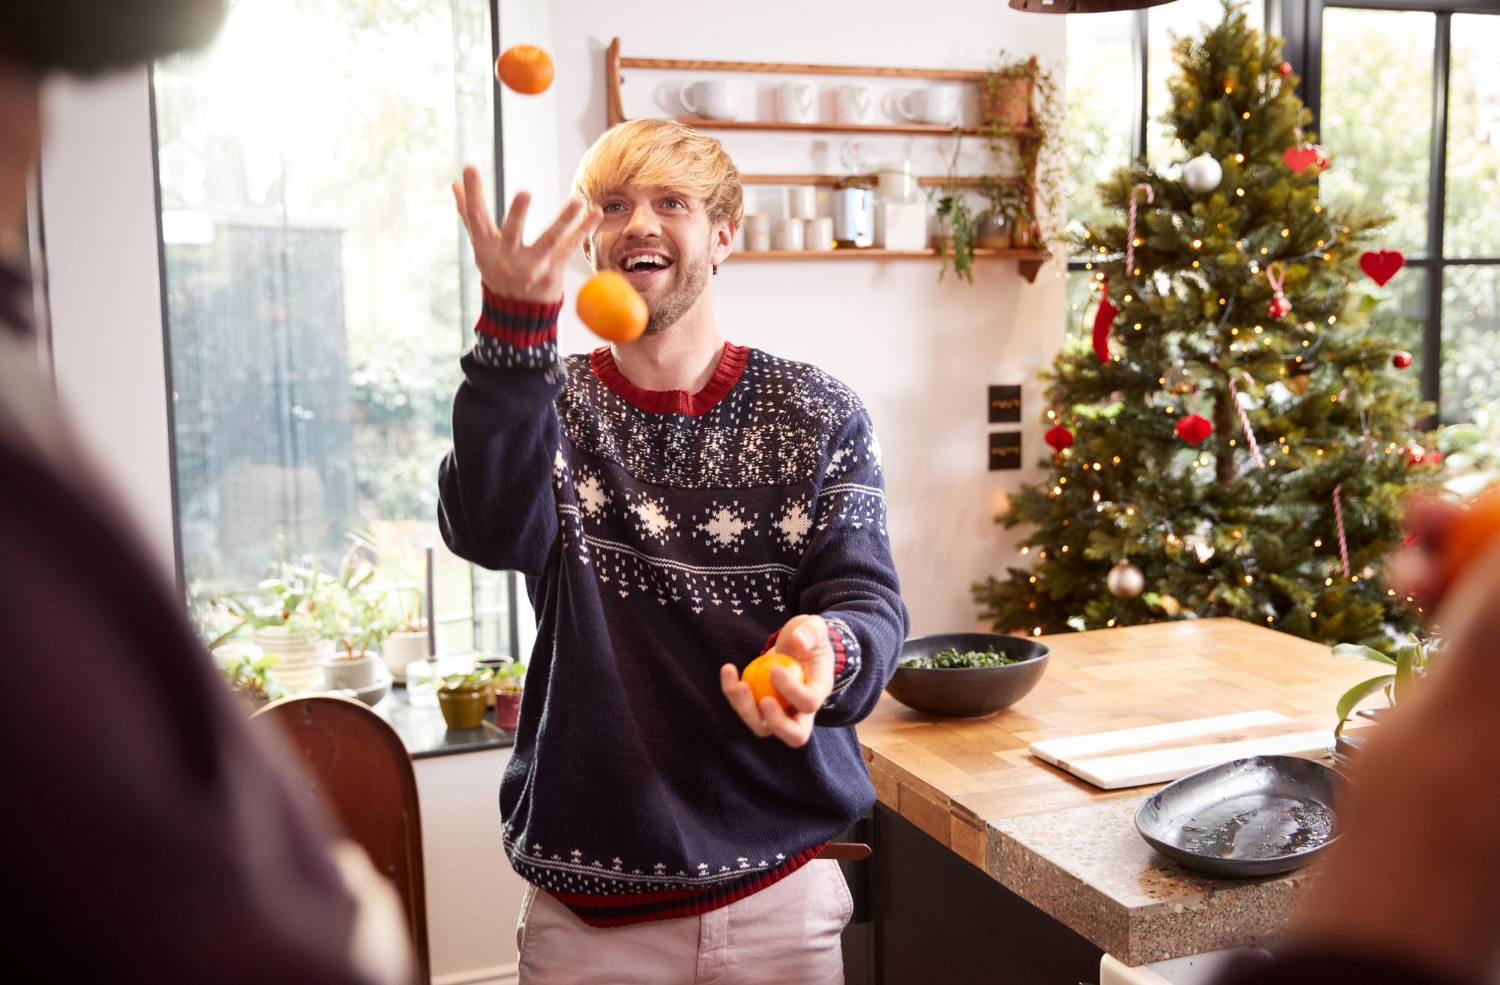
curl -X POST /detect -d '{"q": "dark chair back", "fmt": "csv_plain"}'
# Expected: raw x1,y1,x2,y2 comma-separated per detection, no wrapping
254,695,429,983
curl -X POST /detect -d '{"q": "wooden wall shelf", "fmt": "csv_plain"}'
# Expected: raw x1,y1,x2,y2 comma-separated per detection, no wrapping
603,40,1047,284
728,247,1050,283
740,174,1026,188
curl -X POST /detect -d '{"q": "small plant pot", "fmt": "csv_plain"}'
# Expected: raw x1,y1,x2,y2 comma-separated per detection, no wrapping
975,211,1010,250
383,627,439,682
495,690,523,730
322,652,382,691
438,684,491,729
981,76,1033,129
1010,222,1038,249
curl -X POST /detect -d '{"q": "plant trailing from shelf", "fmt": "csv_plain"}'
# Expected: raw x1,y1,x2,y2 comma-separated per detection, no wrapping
931,129,977,283
981,52,1063,247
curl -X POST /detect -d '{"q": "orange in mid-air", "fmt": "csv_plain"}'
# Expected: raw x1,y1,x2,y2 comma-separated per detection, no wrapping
576,271,648,343
496,44,554,95
741,652,804,712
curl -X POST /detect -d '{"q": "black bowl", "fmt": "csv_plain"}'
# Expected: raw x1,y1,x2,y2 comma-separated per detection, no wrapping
884,633,1050,718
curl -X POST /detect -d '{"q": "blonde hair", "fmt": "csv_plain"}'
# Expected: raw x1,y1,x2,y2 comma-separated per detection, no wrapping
573,118,744,228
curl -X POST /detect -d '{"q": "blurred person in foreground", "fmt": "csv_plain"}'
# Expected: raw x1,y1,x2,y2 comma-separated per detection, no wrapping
1215,496,1500,985
1,4,410,982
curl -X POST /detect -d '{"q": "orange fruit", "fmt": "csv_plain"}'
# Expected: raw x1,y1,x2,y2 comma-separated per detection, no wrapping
741,652,804,712
577,271,648,343
496,45,554,95
1440,485,1500,593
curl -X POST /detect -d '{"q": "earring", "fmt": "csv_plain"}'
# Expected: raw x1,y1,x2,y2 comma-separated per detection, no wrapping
712,264,718,275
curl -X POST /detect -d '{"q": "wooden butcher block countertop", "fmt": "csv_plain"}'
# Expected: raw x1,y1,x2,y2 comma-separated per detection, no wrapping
857,618,1380,965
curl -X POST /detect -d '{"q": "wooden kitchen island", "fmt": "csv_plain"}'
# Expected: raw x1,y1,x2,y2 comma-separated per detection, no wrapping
844,618,1381,984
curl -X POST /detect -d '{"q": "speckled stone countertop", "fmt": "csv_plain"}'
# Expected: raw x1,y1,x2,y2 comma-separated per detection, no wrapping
989,797,1314,965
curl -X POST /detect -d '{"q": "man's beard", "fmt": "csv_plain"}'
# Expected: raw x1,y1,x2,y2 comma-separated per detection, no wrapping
642,250,711,336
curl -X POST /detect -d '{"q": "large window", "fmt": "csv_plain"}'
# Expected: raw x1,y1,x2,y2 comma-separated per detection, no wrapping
1065,0,1500,423
153,0,518,654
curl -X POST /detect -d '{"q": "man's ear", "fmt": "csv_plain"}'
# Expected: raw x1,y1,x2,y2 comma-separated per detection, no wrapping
711,220,735,272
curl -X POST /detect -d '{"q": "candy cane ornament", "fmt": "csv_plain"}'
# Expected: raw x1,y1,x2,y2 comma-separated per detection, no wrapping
1227,373,1265,469
1332,482,1351,579
1094,184,1154,364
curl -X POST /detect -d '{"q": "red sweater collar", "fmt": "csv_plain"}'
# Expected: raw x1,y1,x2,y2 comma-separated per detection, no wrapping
589,343,749,417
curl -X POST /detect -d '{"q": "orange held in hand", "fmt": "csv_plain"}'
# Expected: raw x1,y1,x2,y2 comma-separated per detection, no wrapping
741,652,804,712
496,44,554,95
577,271,648,343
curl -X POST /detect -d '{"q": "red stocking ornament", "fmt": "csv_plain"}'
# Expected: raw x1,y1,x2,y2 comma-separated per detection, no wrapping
1092,283,1118,363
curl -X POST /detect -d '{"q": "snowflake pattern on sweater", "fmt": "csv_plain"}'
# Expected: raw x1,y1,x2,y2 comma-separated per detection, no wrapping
438,288,909,927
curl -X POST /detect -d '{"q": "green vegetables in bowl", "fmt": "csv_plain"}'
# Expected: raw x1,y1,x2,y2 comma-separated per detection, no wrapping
900,645,1018,670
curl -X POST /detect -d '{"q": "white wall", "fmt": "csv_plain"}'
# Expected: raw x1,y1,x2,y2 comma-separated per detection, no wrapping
534,0,1067,635
39,69,179,582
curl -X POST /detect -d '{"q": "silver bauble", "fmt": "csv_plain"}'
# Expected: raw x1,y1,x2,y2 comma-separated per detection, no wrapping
1107,560,1145,599
1182,153,1223,194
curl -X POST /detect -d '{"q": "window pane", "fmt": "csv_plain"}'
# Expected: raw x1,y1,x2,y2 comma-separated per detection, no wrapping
1442,266,1500,423
155,0,496,639
1319,8,1435,257
1367,267,1427,381
1066,10,1136,238
1446,14,1500,258
1146,0,1264,165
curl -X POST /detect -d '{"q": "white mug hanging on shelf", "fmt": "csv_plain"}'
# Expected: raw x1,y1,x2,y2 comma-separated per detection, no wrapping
773,81,816,123
896,88,960,126
830,84,872,124
678,80,738,120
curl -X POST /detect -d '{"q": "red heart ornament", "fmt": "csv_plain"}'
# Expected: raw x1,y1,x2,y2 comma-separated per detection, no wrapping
1045,424,1074,452
1283,147,1319,172
1360,249,1405,287
1175,413,1213,446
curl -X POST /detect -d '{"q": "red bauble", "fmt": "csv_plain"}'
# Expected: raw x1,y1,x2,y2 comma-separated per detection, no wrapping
1175,413,1213,446
1360,249,1406,287
1392,350,1413,369
1267,296,1292,318
1406,444,1426,466
1045,424,1074,452
1280,61,1293,76
1312,145,1331,171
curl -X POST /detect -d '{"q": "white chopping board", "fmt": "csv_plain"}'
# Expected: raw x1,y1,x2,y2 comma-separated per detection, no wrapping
1028,710,1338,790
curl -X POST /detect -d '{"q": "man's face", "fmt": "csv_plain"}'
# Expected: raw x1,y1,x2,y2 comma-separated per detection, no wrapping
585,185,732,335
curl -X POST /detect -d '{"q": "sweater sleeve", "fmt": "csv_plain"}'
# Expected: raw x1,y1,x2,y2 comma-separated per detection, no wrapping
791,408,910,728
1209,948,1474,985
438,287,566,577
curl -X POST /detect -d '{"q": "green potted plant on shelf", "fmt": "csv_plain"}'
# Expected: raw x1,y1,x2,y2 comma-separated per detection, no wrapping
981,52,1063,249
930,130,977,283
438,667,494,730
976,179,1020,250
493,658,527,731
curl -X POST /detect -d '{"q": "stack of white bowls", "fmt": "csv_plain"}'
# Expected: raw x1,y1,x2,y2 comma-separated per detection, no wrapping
254,625,335,692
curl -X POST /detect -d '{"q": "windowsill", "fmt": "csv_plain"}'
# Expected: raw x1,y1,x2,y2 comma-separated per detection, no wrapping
371,684,516,761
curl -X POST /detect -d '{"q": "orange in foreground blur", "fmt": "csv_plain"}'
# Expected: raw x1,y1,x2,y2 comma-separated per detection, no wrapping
577,271,648,343
1440,485,1500,596
741,652,804,712
496,45,554,94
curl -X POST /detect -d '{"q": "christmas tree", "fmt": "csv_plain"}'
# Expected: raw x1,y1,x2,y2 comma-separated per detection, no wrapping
974,0,1435,651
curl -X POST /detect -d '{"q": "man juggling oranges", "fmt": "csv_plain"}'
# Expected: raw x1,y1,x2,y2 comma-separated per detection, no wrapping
440,117,907,982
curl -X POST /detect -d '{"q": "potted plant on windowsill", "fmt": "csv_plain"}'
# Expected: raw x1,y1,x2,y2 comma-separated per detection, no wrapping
219,651,286,714
438,667,494,730
346,529,441,682
493,658,526,731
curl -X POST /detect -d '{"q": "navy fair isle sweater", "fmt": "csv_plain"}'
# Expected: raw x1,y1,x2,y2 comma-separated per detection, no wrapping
438,289,909,927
